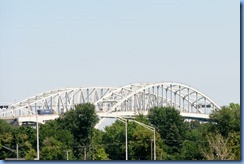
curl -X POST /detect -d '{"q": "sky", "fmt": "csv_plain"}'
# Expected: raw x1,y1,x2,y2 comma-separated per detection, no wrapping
0,1,241,163
0,0,240,107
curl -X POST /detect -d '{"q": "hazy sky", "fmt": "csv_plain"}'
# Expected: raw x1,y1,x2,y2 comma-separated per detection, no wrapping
0,0,240,106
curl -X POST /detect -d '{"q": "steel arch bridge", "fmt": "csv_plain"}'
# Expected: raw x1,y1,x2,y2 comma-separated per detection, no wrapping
0,82,220,125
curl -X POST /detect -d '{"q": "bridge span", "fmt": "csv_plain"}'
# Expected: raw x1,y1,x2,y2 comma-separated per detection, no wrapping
0,111,210,126
0,82,220,125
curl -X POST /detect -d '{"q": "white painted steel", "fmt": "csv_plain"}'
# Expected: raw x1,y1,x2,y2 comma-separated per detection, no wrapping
0,82,220,123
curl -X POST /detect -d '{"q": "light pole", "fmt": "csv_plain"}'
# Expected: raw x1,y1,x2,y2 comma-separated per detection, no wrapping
116,117,128,160
129,120,156,160
66,150,69,160
36,113,40,160
154,127,156,160
125,119,128,160
151,139,153,160
33,103,40,160
2,145,19,159
16,144,18,160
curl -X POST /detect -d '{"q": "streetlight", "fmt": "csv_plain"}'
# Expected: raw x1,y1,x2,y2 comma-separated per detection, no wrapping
128,120,156,160
151,139,153,160
17,144,18,160
64,150,70,160
115,117,156,160
30,104,40,160
2,144,19,160
36,113,40,160
116,117,128,160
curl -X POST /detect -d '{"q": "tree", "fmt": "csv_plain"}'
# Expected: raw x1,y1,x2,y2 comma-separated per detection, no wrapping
0,119,16,159
147,107,186,155
131,127,153,160
39,120,74,150
39,119,75,160
0,132,15,159
130,126,163,160
227,131,240,160
134,114,150,124
12,126,36,159
25,148,36,160
40,137,64,160
202,133,235,160
206,103,240,160
210,103,240,137
87,129,109,160
102,120,128,160
91,147,109,160
58,103,99,159
0,119,15,133
180,121,207,160
102,116,165,160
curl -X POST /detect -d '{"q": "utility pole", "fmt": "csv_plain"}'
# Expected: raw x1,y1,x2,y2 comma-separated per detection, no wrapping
117,117,128,160
125,119,128,160
16,144,18,160
66,150,69,160
36,114,40,160
154,128,156,160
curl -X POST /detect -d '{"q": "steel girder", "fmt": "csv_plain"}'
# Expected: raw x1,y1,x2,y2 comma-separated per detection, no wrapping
95,82,220,116
0,87,114,118
0,82,220,119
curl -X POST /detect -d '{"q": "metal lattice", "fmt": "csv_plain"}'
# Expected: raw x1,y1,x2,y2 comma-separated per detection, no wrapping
0,82,220,124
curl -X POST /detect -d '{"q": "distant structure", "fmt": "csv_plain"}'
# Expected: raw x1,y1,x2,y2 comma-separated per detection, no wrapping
0,82,220,126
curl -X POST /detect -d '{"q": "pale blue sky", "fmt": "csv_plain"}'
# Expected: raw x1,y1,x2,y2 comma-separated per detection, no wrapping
0,0,240,106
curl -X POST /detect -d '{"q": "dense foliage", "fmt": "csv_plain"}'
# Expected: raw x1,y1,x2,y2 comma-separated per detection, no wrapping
0,103,240,160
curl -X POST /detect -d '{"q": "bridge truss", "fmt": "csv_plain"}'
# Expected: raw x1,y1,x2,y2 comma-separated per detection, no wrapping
0,82,220,123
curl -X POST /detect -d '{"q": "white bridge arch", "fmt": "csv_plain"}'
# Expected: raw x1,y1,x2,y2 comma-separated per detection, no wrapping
0,82,220,125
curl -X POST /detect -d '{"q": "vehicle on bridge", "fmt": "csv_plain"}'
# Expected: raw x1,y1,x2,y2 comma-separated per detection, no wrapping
37,109,53,115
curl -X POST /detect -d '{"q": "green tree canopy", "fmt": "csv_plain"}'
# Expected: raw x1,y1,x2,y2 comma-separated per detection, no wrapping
57,103,99,159
103,120,127,160
147,107,186,154
40,137,64,160
210,103,240,137
0,120,17,159
59,103,99,145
